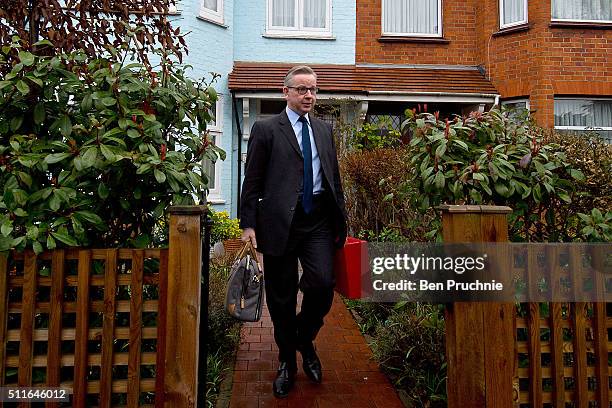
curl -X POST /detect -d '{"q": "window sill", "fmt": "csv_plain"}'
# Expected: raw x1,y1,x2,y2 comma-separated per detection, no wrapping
549,21,612,29
197,15,228,28
207,198,226,205
263,32,335,40
378,36,449,44
493,23,531,36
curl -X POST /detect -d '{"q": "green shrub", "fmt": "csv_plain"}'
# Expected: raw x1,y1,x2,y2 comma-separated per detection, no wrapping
0,37,224,252
209,209,241,243
340,146,436,242
205,263,241,407
348,301,446,408
350,117,402,151
402,107,611,242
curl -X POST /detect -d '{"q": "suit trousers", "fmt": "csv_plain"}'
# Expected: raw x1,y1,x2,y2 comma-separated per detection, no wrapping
263,193,336,365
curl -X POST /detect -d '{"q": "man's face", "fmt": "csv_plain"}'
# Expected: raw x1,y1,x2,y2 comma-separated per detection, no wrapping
283,73,317,116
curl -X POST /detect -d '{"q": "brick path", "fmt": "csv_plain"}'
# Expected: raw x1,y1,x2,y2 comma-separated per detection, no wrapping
228,293,404,408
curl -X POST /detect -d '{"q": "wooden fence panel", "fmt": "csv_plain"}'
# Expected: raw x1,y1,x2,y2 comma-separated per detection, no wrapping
100,249,118,407
571,302,588,407
0,208,205,406
548,302,565,408
0,253,7,386
74,250,92,408
513,244,611,407
154,249,169,408
128,250,144,408
18,252,37,388
0,246,187,406
46,249,65,408
527,303,542,408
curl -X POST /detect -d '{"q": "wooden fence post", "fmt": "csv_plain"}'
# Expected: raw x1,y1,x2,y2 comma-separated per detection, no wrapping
164,206,207,408
440,205,515,408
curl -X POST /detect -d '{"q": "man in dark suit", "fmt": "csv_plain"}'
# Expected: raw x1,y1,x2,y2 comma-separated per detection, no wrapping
240,65,347,398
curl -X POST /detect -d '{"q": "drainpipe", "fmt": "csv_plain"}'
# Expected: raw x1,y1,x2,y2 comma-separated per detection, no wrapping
231,91,243,218
494,94,501,107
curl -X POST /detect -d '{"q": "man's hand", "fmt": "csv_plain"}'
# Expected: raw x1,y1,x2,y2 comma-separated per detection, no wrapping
241,228,263,270
241,227,258,249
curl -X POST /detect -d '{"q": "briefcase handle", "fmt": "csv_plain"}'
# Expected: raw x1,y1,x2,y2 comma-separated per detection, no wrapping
236,240,262,270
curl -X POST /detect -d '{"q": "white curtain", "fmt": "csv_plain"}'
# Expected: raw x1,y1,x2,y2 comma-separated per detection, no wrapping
555,99,612,127
203,0,218,12
273,0,296,27
552,0,612,21
303,0,326,28
503,0,525,25
383,0,439,35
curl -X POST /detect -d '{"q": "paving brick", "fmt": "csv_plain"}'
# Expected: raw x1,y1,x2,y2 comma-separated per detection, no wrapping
233,370,260,383
248,360,274,371
229,294,403,407
250,342,273,351
230,395,259,408
245,381,272,396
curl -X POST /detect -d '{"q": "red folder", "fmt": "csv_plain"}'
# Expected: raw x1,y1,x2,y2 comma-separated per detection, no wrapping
333,237,370,299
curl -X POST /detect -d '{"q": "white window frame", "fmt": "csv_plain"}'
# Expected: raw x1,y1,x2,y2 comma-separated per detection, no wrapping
266,0,333,38
501,98,530,112
554,97,612,136
381,0,443,38
551,0,612,24
199,0,224,25
499,0,528,29
204,96,223,202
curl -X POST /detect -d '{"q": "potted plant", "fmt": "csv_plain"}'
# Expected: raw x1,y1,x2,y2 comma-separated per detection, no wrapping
209,209,242,257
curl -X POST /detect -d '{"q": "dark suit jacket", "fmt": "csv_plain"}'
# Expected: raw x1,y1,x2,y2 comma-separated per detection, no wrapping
239,110,347,256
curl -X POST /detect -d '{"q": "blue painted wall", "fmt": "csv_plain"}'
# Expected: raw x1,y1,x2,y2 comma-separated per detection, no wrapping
233,1,356,64
174,0,356,218
173,0,235,214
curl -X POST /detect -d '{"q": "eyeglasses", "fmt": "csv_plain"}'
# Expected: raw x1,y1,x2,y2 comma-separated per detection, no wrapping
287,86,319,95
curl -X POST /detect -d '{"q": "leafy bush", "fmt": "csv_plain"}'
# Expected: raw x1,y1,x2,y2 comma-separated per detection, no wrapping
209,209,241,243
350,117,402,151
0,0,185,71
348,301,446,408
0,38,224,252
402,108,611,242
206,263,241,407
340,146,436,242
577,208,611,242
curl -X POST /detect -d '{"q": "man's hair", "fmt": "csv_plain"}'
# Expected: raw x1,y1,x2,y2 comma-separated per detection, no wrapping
284,65,317,87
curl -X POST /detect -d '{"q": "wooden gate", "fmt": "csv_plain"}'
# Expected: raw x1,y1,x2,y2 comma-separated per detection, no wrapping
0,206,206,407
442,205,611,408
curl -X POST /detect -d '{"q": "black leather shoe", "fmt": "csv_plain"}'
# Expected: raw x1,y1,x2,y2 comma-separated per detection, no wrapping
272,362,296,398
299,347,322,383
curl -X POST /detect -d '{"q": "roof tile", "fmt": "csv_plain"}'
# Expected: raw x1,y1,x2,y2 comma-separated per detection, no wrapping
228,62,498,95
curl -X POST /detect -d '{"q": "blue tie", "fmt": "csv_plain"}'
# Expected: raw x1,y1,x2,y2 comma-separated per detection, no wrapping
298,116,313,214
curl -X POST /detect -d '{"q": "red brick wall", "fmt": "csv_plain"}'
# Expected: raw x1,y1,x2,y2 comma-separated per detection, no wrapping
356,0,480,65
357,0,612,127
478,0,612,126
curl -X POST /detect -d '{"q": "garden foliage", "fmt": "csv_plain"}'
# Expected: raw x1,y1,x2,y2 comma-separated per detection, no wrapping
209,209,242,243
0,0,185,70
0,38,224,252
402,107,611,242
342,106,611,408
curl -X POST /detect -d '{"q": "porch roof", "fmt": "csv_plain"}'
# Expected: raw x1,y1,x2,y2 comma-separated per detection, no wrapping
228,62,498,96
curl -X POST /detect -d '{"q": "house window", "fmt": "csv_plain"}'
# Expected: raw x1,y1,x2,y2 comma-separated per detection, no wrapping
200,0,224,24
382,0,442,37
500,0,528,28
267,0,332,37
204,96,223,201
501,98,530,119
551,0,612,23
554,98,612,142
